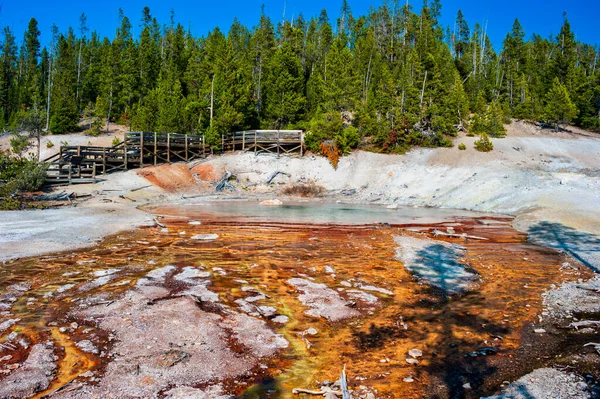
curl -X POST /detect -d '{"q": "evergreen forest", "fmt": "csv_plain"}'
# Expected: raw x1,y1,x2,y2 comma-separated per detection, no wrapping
1,1,599,154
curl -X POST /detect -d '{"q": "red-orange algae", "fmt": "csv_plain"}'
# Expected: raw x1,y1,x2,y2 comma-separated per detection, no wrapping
0,212,594,399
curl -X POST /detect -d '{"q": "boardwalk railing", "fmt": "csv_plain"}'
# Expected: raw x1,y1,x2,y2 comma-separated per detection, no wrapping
124,132,207,167
221,130,303,155
44,130,304,185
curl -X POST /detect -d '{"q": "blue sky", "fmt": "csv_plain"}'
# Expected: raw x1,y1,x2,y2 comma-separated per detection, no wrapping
1,0,598,49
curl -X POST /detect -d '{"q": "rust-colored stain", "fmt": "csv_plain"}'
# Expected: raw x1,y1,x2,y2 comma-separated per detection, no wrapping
137,163,210,192
191,162,219,182
0,214,593,398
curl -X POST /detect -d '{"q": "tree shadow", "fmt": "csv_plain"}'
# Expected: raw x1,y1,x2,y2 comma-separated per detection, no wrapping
406,288,510,399
407,244,479,295
527,221,600,273
514,383,536,399
394,244,524,397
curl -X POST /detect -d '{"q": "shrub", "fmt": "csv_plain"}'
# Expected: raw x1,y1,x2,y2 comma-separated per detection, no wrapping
471,102,506,138
334,126,360,155
203,126,221,152
9,133,31,157
50,110,78,134
0,152,46,209
84,118,103,136
281,182,325,197
46,140,54,148
304,111,344,153
111,137,121,147
474,133,493,152
458,143,466,150
320,142,341,169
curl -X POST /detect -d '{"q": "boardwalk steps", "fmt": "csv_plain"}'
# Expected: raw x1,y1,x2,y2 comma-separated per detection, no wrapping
44,130,303,186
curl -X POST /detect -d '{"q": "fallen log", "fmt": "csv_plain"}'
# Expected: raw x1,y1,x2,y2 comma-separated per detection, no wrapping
292,364,350,399
583,342,600,355
266,170,291,184
130,185,152,192
570,320,600,330
41,375,84,398
432,229,488,240
153,218,166,228
340,364,350,399
118,195,136,202
574,284,600,293
215,171,233,192
292,388,341,399
33,192,74,201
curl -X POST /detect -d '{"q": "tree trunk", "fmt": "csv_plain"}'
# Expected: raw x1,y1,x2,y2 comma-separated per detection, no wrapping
36,129,40,161
210,75,214,127
76,40,82,103
420,71,428,109
106,84,113,133
45,56,52,131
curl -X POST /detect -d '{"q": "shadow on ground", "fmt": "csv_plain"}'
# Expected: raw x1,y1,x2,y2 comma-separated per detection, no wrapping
527,222,600,273
409,244,478,294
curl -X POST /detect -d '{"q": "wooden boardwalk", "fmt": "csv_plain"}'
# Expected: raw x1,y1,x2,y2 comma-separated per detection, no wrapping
45,130,304,185
221,130,303,155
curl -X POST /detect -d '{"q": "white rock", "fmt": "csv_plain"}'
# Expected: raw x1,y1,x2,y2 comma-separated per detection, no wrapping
91,268,120,277
408,349,423,358
191,234,219,241
271,315,290,324
260,199,283,206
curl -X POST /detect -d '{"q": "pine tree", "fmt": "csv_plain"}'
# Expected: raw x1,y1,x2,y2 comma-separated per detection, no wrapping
20,19,41,108
324,35,357,111
50,35,78,134
138,7,160,99
264,41,305,127
251,8,275,117
97,38,117,132
0,3,597,154
485,101,507,137
545,77,578,131
0,27,18,126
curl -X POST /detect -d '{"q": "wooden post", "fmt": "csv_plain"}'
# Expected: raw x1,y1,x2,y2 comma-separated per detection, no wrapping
210,75,214,127
124,137,128,169
68,165,72,184
242,131,246,151
202,135,206,157
77,146,81,156
300,132,304,156
92,162,96,179
102,148,106,175
140,132,144,168
254,131,257,155
154,132,157,165
185,134,189,161
277,130,280,156
167,133,171,163
221,134,224,154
